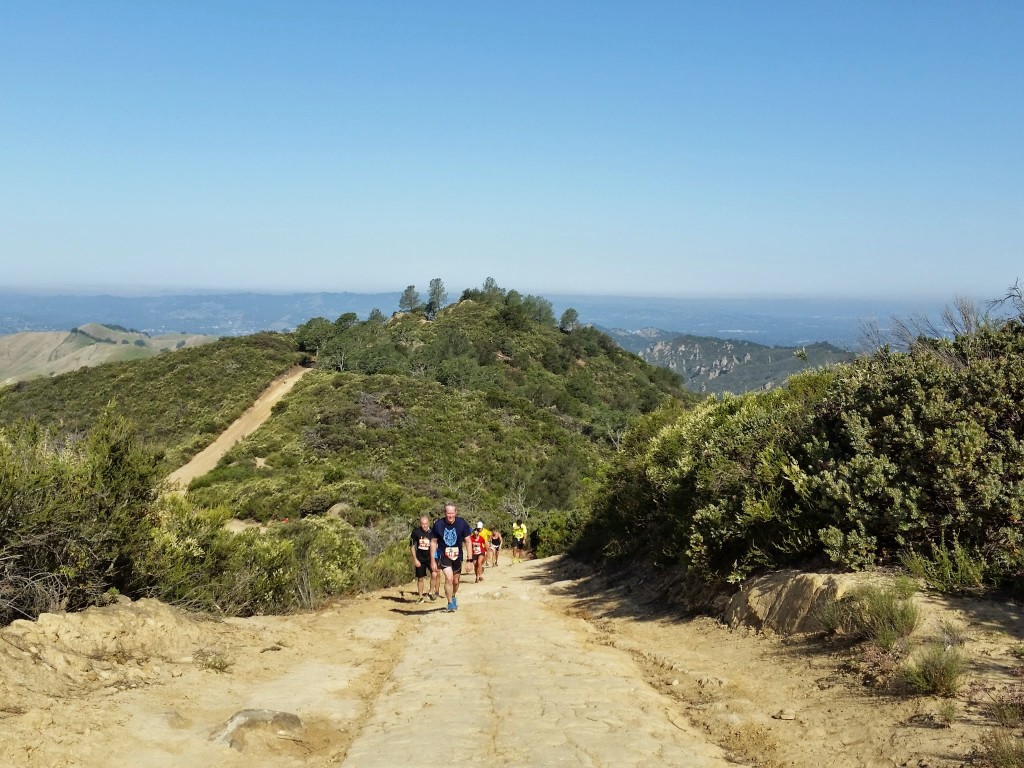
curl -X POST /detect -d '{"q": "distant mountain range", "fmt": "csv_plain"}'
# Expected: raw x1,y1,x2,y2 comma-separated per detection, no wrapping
0,291,400,337
606,328,855,394
0,323,215,385
0,290,948,347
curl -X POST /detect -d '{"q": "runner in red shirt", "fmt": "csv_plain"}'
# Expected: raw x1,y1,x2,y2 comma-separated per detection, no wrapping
469,524,487,583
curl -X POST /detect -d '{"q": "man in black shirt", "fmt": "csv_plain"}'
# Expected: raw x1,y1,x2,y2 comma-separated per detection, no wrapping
410,515,439,603
429,502,472,612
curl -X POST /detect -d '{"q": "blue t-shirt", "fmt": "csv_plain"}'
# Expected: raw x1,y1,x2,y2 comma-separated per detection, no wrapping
431,516,473,562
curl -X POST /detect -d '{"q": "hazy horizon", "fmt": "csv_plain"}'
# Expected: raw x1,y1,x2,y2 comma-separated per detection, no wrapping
2,3,1021,301
0,282,983,305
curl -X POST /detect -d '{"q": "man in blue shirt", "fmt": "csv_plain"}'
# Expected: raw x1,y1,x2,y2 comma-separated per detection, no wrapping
429,502,472,612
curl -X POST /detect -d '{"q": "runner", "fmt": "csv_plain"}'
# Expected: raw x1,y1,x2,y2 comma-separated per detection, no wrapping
430,503,473,612
477,520,492,567
489,528,503,567
512,519,528,564
410,515,439,603
469,523,487,582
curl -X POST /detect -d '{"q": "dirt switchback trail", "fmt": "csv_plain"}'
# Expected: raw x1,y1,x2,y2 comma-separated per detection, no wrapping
165,365,311,491
342,560,734,768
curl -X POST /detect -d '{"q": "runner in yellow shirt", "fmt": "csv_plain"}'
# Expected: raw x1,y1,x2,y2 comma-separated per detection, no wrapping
477,521,492,566
512,520,527,563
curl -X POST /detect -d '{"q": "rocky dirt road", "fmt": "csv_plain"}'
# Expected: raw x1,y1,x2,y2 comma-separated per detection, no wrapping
342,563,732,768
2,554,1016,767
0,559,733,768
164,366,311,491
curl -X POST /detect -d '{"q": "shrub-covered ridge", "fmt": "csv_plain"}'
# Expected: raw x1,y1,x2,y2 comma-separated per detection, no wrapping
576,317,1024,592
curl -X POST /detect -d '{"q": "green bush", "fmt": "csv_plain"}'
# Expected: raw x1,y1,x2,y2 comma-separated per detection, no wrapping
146,497,365,615
901,537,987,594
817,582,921,651
903,644,969,697
577,369,835,580
0,412,157,623
577,316,1024,592
357,539,410,592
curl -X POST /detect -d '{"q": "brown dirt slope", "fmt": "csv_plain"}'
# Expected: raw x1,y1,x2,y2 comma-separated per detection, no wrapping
0,327,214,384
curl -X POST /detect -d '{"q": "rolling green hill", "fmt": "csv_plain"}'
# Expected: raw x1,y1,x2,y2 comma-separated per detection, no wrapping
606,328,855,394
0,284,693,615
0,323,216,385
189,286,691,527
0,332,302,469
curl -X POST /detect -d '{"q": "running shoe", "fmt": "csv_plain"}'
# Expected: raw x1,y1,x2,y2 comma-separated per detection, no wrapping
429,593,438,602
417,596,426,604
452,597,458,610
446,601,455,612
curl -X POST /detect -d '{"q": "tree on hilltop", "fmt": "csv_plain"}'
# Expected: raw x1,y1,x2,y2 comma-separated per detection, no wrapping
399,285,421,313
559,308,580,333
426,278,448,319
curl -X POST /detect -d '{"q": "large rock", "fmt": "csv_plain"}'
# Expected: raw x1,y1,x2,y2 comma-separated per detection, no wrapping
211,709,302,750
723,570,876,634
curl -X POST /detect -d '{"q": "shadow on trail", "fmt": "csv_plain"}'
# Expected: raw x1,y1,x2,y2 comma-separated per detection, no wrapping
389,607,449,616
517,555,721,626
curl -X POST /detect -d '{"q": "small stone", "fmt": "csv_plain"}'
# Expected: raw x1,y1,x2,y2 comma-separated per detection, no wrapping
773,709,796,720
670,679,679,686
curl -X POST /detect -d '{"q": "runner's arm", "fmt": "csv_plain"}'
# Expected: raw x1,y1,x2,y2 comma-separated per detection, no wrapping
410,541,419,567
430,538,438,571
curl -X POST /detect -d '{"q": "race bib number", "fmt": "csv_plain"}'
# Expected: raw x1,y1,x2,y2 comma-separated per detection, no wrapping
472,543,482,555
417,539,430,550
444,546,460,560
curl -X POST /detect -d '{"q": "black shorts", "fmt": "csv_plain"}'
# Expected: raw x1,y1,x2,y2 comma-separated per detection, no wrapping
439,555,462,574
415,558,431,578
513,537,525,548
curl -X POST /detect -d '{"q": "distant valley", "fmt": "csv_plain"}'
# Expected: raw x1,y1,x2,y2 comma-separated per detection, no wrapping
0,289,876,393
607,328,855,394
0,323,215,385
0,290,948,347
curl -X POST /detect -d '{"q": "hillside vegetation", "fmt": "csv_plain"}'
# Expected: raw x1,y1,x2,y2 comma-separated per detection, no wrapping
0,283,687,621
607,328,854,394
0,324,215,385
576,314,1024,595
0,332,301,470
189,284,689,584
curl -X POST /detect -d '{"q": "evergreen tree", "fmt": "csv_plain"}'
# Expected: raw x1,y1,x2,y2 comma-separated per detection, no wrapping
559,307,580,333
399,285,421,313
426,278,448,319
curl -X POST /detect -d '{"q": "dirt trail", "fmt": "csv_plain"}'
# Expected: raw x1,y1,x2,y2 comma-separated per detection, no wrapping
164,366,311,491
2,556,1017,767
342,564,732,768
0,560,733,768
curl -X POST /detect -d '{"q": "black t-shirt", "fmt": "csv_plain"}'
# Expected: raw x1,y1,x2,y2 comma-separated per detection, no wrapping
411,527,433,561
431,516,473,562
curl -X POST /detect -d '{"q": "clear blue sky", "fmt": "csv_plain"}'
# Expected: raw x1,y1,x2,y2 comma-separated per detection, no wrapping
2,1,1021,298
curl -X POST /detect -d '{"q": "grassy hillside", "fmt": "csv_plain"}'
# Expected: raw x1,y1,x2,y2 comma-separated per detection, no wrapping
0,284,693,620
297,289,690,439
0,323,216,384
0,332,302,469
189,370,605,524
194,286,691,524
606,328,855,394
